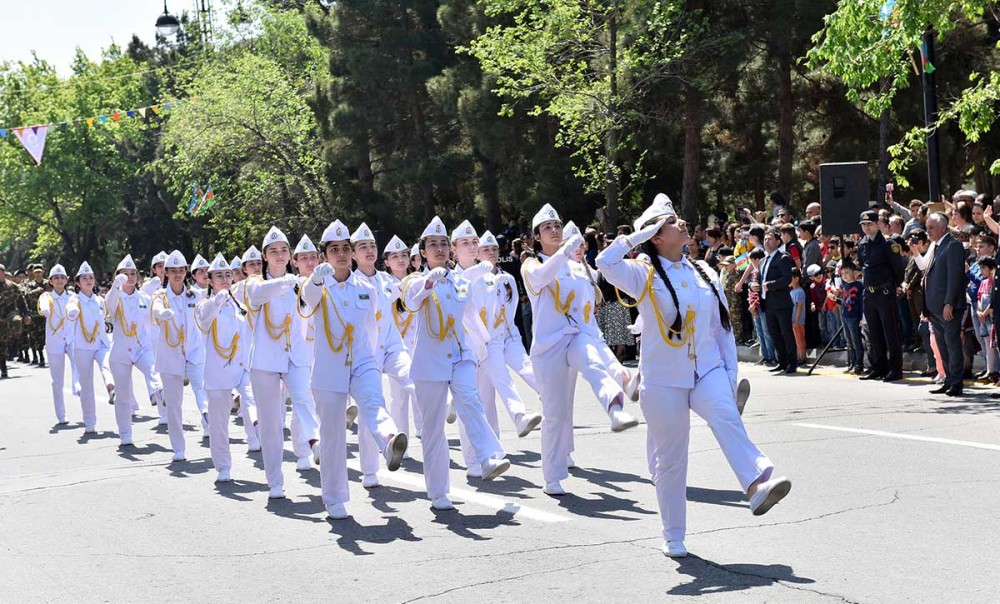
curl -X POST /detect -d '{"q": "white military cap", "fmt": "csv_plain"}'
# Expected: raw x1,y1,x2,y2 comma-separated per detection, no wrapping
384,235,407,255
450,219,477,242
563,221,581,239
350,222,375,244
420,216,447,239
191,254,210,272
164,250,187,269
410,243,420,257
531,203,560,230
151,251,168,268
208,253,230,273
116,254,137,272
320,219,350,243
633,193,677,233
49,264,67,278
479,230,498,248
242,246,261,263
293,234,317,256
262,226,289,250
229,256,243,270
75,261,94,277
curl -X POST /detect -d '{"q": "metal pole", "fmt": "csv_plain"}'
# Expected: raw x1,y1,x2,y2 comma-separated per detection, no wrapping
922,27,941,203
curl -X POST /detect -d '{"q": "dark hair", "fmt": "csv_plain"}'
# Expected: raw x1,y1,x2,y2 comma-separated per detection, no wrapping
770,191,786,205
980,257,997,270
641,240,731,333
797,220,816,236
749,248,765,260
706,227,722,240
790,267,802,282
956,201,974,224
778,223,796,236
748,225,765,242
980,235,998,249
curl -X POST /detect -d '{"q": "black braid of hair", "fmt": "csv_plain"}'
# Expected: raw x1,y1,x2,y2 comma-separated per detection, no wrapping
641,240,684,340
689,260,732,332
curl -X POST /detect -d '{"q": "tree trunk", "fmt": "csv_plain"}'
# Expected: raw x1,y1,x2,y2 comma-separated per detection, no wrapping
476,149,502,231
681,86,702,222
602,6,620,232
777,50,794,207
877,104,891,205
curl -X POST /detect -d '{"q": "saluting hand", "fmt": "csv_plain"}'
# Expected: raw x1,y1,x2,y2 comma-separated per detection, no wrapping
630,218,667,247
114,274,128,289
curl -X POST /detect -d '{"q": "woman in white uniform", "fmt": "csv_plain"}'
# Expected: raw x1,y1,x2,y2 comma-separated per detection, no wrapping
150,251,207,462
245,227,321,499
196,254,253,483
302,220,408,518
521,205,638,496
66,262,115,433
351,223,418,486
384,235,423,440
229,249,261,452
451,222,542,478
596,194,792,558
142,251,169,425
38,264,76,425
402,216,511,510
104,255,160,446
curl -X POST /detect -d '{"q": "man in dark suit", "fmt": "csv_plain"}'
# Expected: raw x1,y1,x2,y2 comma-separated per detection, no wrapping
924,212,969,396
757,227,798,374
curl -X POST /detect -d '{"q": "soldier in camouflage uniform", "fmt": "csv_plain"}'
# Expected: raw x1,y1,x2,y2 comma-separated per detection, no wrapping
24,264,49,367
11,269,30,363
0,264,29,378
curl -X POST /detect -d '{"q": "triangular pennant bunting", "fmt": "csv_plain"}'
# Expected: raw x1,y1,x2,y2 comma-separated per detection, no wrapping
126,110,134,118
138,107,147,118
12,125,49,165
86,118,94,127
0,128,6,139
150,105,160,115
112,112,121,122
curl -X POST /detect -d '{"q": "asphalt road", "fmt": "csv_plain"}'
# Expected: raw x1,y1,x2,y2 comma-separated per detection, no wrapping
1,357,999,602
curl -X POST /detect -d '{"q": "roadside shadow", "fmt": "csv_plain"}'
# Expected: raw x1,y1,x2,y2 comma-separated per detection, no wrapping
552,491,656,520
215,479,268,503
569,466,649,493
910,398,1000,415
78,430,118,444
505,449,541,469
266,493,326,524
167,457,213,478
669,555,815,596
49,422,83,434
464,474,536,500
686,486,747,510
326,516,421,555
117,442,171,462
430,507,521,541
364,483,423,514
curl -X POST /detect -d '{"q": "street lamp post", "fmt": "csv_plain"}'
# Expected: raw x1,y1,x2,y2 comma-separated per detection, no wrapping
155,1,180,37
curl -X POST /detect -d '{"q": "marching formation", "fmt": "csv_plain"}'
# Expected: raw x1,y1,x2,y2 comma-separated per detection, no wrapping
0,196,792,558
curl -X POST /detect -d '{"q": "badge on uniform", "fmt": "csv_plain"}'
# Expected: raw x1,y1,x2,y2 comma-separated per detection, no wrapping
359,293,370,300
187,303,196,308
139,304,147,309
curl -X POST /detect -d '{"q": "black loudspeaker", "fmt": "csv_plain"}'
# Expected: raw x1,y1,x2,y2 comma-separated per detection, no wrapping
819,162,870,236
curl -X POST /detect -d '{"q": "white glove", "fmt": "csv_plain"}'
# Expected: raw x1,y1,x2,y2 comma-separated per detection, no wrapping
213,292,230,308
157,308,175,321
560,234,585,257
67,307,80,320
114,274,128,289
477,261,495,274
283,274,300,289
427,267,448,283
630,218,666,247
312,263,333,282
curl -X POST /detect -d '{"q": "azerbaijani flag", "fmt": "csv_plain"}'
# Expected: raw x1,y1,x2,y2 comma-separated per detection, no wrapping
920,39,936,74
734,252,749,271
188,184,203,214
201,186,215,212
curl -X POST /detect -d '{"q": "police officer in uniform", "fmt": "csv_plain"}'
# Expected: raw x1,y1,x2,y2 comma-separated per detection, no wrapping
857,210,907,381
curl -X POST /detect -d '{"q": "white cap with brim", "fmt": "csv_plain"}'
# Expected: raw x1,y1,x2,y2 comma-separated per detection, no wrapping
262,226,289,251
451,220,477,242
384,235,407,255
242,246,261,263
191,254,210,272
208,253,230,273
151,251,167,268
420,216,447,240
563,221,582,239
294,234,317,256
633,193,677,233
164,250,187,269
806,264,822,277
320,220,350,243
116,255,136,272
410,243,420,257
350,222,375,244
479,231,498,248
49,264,68,278
75,261,94,278
230,256,242,270
531,204,560,230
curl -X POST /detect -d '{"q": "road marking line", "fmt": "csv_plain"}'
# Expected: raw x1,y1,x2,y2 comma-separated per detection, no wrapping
346,459,570,523
794,422,1000,452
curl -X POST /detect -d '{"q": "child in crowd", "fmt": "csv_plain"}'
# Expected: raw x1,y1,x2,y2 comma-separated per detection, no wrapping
840,261,865,374
806,264,829,346
976,257,997,379
746,248,776,366
790,268,807,365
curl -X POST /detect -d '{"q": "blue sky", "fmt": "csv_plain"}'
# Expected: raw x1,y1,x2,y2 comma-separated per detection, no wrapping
0,1,192,74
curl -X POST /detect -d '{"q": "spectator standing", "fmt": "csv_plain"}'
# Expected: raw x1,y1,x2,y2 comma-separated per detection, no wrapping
924,212,970,397
758,228,798,374
902,201,928,238
904,230,936,375
857,210,906,382
747,248,776,366
970,236,999,380
780,224,803,270
799,221,822,270
976,257,997,382
790,268,807,365
840,261,866,374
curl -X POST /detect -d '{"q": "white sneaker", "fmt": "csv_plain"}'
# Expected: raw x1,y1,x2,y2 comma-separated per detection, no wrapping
446,401,457,424
543,481,566,496
311,441,321,465
326,503,348,519
120,437,133,446
171,452,186,462
84,425,97,434
431,497,454,510
345,403,358,429
624,370,641,402
268,486,286,499
662,541,688,558
382,433,408,471
362,474,380,489
610,408,639,432
480,457,511,481
566,454,576,469
247,441,261,453
515,412,543,437
466,463,483,478
158,417,169,426
749,476,791,516
296,457,312,471
215,469,231,483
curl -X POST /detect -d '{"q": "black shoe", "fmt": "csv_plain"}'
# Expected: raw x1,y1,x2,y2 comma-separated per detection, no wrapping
37,361,45,368
946,386,964,397
784,367,797,374
0,371,7,379
882,373,903,383
767,365,785,373
929,384,949,394
859,372,885,381
974,370,988,379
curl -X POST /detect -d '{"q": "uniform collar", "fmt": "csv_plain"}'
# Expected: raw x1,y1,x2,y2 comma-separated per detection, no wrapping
658,255,691,272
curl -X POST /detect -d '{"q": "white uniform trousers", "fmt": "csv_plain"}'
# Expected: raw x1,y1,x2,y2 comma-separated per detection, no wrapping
641,367,772,544
46,340,74,423
318,368,398,504
503,336,538,393
359,349,416,475
110,349,156,442
143,367,165,419
250,366,317,489
73,348,111,429
531,333,623,484
207,389,235,472
414,360,506,500
459,341,528,467
388,374,422,438
162,362,205,457
235,372,259,448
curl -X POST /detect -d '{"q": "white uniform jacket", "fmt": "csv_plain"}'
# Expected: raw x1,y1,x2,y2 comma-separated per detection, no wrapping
521,253,597,356
595,235,737,390
454,263,501,362
66,292,109,351
245,274,312,373
151,285,207,375
104,285,155,364
195,293,252,390
355,270,405,357
301,272,379,392
402,268,476,381
38,290,74,350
